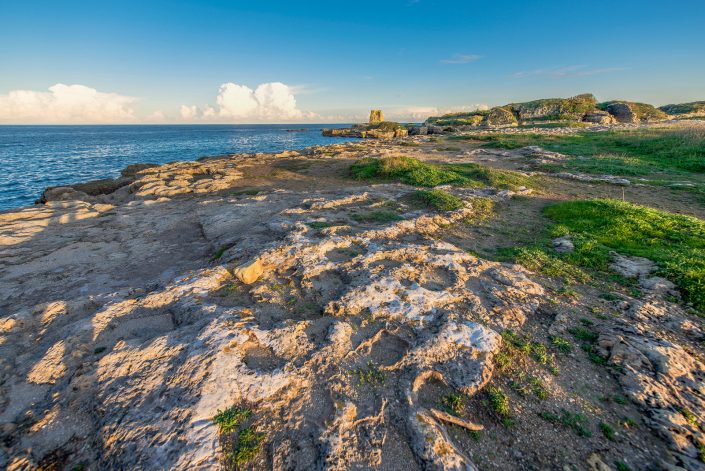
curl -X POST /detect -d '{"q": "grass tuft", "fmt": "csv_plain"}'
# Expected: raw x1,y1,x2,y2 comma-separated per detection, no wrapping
411,189,464,211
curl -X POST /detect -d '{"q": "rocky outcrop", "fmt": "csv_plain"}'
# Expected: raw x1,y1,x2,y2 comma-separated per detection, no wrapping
600,101,668,123
323,114,408,139
659,101,705,116
582,110,616,124
509,93,597,121
484,107,518,127
0,160,547,469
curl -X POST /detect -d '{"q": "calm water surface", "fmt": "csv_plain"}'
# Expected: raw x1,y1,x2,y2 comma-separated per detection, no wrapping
0,124,350,211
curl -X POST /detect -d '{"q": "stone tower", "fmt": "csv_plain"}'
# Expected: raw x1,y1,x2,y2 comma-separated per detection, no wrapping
369,109,384,124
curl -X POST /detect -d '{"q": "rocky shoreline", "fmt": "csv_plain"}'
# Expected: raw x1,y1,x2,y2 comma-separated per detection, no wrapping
1,118,704,470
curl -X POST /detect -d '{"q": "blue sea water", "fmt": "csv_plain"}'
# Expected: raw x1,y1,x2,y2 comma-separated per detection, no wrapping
0,124,351,211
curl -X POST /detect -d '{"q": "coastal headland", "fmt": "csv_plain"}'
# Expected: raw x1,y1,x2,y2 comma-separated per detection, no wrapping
1,95,704,470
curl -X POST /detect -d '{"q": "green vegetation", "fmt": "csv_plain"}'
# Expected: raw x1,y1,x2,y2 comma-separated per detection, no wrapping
441,392,465,416
600,421,616,441
568,326,599,343
485,386,511,421
680,408,699,427
517,121,589,129
514,247,590,284
545,199,705,314
510,375,549,400
539,409,592,437
549,336,573,354
510,94,597,120
213,406,252,434
214,405,264,468
352,210,404,223
306,221,332,230
350,156,536,190
460,127,705,175
659,101,705,115
411,189,464,211
353,361,385,386
426,110,488,126
210,245,229,262
616,461,632,471
597,100,667,121
226,427,265,468
93,346,107,355
464,197,495,223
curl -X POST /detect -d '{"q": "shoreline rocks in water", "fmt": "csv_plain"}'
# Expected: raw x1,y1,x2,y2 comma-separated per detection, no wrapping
323,110,409,139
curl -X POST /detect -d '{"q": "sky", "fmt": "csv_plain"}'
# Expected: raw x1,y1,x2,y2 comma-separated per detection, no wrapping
1,0,704,124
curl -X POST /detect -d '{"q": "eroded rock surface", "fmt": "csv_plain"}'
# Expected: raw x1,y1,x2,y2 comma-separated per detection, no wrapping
0,151,546,470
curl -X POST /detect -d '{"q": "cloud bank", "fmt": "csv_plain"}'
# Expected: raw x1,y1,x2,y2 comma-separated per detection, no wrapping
0,84,136,124
182,82,315,122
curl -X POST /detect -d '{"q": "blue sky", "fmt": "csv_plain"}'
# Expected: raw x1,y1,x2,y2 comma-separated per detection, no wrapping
1,0,704,123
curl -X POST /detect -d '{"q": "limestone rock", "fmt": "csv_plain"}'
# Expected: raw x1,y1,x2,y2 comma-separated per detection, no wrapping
610,252,656,278
409,126,428,135
233,258,264,284
552,236,574,253
583,110,616,124
605,102,638,124
484,107,518,127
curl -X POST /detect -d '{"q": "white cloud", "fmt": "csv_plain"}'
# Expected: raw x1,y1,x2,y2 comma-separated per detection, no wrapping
184,81,315,122
440,54,482,64
513,65,624,79
395,104,489,121
0,83,136,124
180,104,199,120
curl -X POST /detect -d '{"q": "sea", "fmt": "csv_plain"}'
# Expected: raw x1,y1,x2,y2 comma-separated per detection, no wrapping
0,124,351,211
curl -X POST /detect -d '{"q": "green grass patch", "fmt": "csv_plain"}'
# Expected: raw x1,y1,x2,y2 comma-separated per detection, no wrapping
514,247,590,284
545,199,705,314
351,210,404,223
350,156,536,190
463,127,705,176
411,189,464,211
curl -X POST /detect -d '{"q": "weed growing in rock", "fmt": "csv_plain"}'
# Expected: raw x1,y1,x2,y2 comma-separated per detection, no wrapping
600,421,616,441
615,461,631,471
485,386,511,421
353,361,385,386
441,393,465,416
539,409,592,437
213,406,252,434
226,427,265,468
549,336,572,353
